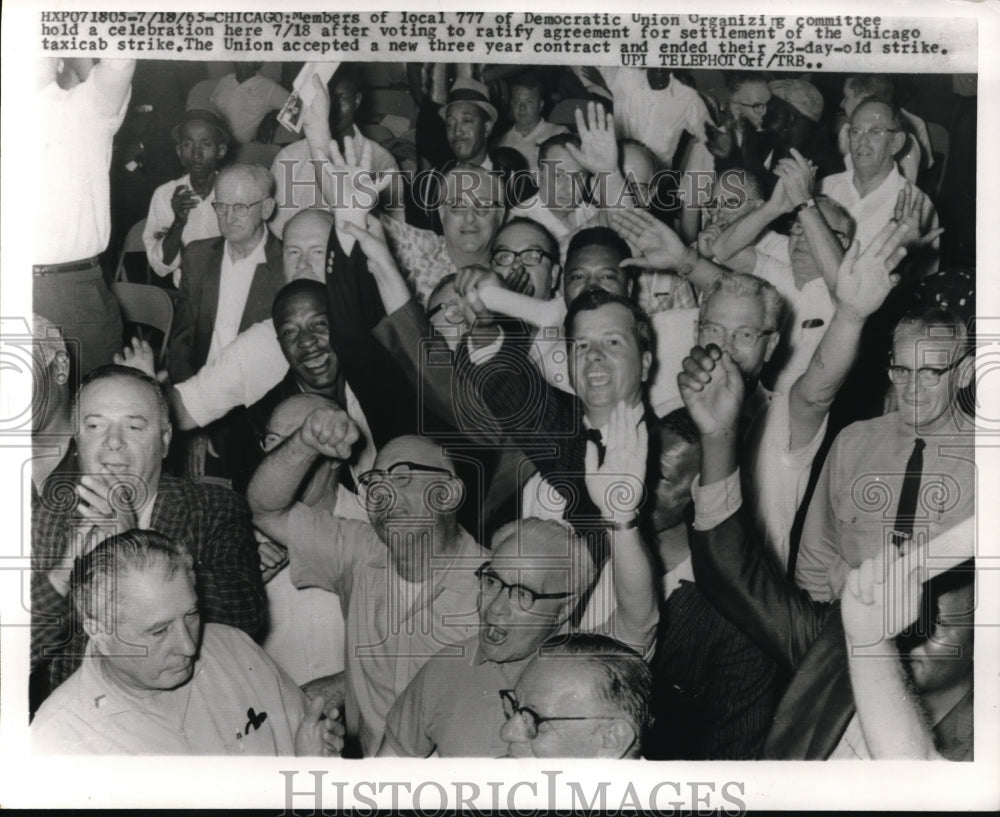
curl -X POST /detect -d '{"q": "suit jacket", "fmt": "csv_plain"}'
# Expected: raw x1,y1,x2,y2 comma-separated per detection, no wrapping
168,231,284,383
690,507,973,760
31,467,266,710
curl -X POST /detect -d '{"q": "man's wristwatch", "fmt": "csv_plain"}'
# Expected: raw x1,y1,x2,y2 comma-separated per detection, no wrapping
792,197,817,215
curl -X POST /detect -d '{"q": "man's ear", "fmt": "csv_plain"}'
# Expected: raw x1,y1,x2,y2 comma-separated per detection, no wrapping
763,330,780,363
599,719,637,758
84,615,117,656
261,198,276,221
216,142,228,162
161,422,173,458
430,475,466,514
484,118,495,139
549,263,562,297
53,350,71,386
890,129,907,157
956,351,975,390
641,350,653,383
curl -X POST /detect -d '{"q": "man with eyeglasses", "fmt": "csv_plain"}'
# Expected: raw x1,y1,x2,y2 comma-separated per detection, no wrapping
796,306,975,602
379,408,656,757
166,162,284,484
500,634,651,759
820,98,938,270
247,409,485,756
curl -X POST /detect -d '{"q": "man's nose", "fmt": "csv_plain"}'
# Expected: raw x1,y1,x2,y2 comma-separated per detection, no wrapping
487,588,514,618
173,622,198,657
499,712,532,746
104,423,125,450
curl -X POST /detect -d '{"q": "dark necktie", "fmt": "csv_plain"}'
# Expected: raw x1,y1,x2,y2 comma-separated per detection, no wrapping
892,437,925,552
584,427,606,467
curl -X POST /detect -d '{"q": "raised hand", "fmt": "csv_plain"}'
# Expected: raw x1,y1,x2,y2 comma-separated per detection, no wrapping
834,219,911,323
170,184,200,225
697,223,724,259
325,133,390,214
301,73,332,143
892,183,944,251
610,208,694,272
841,548,924,649
584,400,648,523
455,263,504,320
342,214,398,276
565,100,618,175
678,345,744,438
773,148,816,209
113,337,167,383
294,694,345,757
299,406,360,460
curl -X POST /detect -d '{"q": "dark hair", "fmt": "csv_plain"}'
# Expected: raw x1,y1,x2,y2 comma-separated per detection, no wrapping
538,132,582,165
658,407,700,446
566,226,632,269
75,364,170,432
497,216,560,262
565,289,653,356
539,632,652,735
724,71,772,95
272,279,328,323
846,75,894,103
70,529,194,626
510,71,546,96
897,559,975,653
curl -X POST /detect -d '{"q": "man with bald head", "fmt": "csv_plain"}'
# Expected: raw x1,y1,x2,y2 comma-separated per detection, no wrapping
248,407,485,756
379,406,658,758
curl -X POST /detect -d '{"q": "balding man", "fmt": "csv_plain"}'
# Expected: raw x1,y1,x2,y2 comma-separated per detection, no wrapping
31,530,339,756
248,408,486,756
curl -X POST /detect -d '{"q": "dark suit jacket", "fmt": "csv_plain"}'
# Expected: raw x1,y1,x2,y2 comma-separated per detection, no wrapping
168,231,284,383
691,506,972,760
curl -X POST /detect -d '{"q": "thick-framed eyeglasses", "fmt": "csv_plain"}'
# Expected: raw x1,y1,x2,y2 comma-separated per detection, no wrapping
211,198,268,218
698,321,774,350
426,300,467,325
887,351,971,387
732,100,769,114
499,689,616,738
847,126,899,139
492,248,554,268
475,563,572,612
357,461,454,490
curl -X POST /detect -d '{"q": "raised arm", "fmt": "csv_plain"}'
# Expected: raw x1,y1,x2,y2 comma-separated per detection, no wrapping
680,344,830,670
787,218,909,449
564,101,631,211
247,405,359,543
841,552,942,759
91,58,136,118
584,401,658,651
610,208,727,293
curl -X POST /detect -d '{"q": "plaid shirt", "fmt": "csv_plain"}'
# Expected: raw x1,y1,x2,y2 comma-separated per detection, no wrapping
31,472,265,703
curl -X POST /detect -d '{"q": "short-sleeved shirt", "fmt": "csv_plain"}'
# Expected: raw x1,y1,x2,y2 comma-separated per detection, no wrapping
796,412,975,601
31,624,305,755
382,637,527,757
380,216,457,306
285,504,485,755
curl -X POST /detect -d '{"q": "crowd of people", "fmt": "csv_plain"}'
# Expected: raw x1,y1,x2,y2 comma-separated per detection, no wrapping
29,58,976,761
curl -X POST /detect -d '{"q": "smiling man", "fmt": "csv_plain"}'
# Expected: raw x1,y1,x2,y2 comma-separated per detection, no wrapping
796,307,976,601
30,365,265,710
248,406,486,756
31,530,340,756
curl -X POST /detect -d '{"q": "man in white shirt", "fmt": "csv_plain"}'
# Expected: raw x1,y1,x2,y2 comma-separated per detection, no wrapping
495,71,568,171
143,109,230,287
821,99,938,273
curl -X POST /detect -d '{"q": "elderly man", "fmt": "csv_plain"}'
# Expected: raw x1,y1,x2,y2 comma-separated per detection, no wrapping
796,306,975,602
248,406,486,756
821,98,938,262
168,162,284,384
500,633,652,759
678,334,975,759
30,365,265,709
613,211,903,565
379,406,657,757
495,71,568,171
31,530,339,756
143,109,230,287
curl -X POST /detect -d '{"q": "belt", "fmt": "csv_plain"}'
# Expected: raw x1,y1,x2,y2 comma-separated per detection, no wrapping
32,257,100,275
